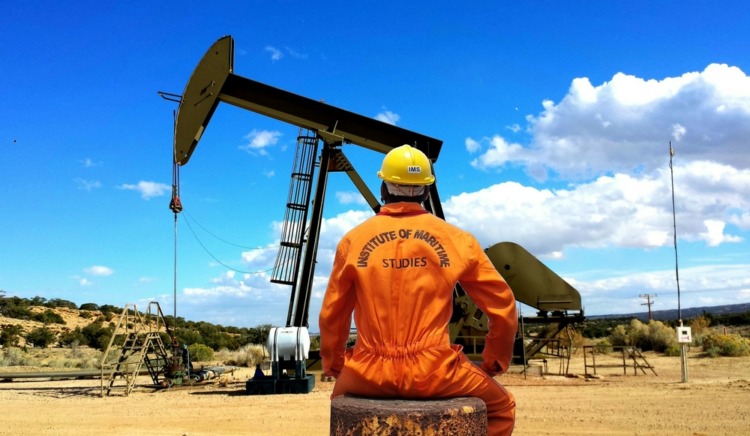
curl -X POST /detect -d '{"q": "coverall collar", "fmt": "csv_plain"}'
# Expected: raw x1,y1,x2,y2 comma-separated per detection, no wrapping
377,202,429,217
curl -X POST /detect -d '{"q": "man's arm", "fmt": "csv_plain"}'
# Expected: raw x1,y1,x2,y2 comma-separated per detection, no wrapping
459,236,518,375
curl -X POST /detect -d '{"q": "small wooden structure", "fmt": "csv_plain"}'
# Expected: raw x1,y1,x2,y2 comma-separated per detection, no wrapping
583,345,657,376
330,396,487,435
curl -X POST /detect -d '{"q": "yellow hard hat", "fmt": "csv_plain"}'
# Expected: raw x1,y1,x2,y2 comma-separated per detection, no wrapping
377,144,435,186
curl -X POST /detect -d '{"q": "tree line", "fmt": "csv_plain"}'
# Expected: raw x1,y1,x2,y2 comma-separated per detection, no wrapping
577,310,750,339
0,293,272,351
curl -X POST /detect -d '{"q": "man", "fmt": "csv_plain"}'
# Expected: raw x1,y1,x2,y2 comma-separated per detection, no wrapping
319,144,517,435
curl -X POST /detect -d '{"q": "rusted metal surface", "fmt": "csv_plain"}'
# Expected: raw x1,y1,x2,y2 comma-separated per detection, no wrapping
330,396,487,436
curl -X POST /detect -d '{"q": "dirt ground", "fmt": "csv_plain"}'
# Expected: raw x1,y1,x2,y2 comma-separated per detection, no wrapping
1,350,749,436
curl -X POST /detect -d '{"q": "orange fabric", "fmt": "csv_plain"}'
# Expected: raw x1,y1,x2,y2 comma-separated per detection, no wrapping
319,201,517,435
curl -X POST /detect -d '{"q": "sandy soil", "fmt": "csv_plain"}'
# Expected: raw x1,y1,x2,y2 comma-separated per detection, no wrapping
1,350,749,436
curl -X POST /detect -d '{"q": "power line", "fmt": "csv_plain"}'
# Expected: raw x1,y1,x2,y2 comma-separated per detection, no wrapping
180,213,276,276
182,211,275,250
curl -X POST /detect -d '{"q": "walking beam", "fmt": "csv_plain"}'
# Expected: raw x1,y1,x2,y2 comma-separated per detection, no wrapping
173,35,442,166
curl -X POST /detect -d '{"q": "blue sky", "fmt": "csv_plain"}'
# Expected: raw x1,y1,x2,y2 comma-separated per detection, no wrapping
2,1,749,331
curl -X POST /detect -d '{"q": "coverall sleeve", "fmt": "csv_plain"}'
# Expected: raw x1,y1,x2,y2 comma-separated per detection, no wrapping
319,238,356,378
459,235,518,375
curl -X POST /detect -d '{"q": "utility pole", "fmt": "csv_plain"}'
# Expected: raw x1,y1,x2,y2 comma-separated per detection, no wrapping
640,293,657,320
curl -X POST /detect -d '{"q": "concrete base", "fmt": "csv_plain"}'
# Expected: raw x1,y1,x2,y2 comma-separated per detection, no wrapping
330,395,487,435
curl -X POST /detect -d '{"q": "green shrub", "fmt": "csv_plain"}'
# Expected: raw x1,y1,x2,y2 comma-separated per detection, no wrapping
609,324,630,346
78,311,95,319
0,347,36,366
594,339,613,354
309,335,320,351
664,343,682,356
44,299,77,309
75,356,101,369
59,327,86,347
81,322,113,350
608,319,677,352
78,303,100,311
702,333,750,357
26,327,57,348
32,309,66,325
690,316,711,335
0,324,24,347
188,343,215,362
215,344,267,367
0,296,33,319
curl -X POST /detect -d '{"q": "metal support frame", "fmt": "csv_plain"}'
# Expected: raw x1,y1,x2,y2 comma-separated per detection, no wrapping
290,137,338,328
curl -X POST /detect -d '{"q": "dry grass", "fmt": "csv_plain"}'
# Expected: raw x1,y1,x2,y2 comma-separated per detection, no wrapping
214,344,268,367
0,346,102,370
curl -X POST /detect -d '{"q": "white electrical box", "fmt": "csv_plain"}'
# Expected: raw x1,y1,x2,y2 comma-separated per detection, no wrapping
677,326,692,343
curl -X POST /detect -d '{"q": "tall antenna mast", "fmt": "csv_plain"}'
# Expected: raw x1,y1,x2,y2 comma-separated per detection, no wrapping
669,141,682,324
670,141,690,383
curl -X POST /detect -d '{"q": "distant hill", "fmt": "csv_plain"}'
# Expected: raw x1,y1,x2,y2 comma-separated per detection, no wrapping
587,302,750,322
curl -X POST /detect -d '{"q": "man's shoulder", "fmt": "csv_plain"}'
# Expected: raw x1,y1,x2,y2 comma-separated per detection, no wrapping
421,214,471,233
340,216,380,238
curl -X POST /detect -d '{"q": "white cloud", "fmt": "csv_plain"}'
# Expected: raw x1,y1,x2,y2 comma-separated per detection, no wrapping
458,64,750,256
264,45,307,61
375,110,400,125
442,160,749,255
699,220,742,247
671,123,686,142
80,158,100,168
84,265,114,276
335,191,368,205
465,138,481,153
241,244,277,267
180,268,292,326
729,212,750,230
468,63,750,181
285,47,308,60
118,181,170,199
570,263,750,316
467,136,525,171
79,278,92,286
241,129,281,156
75,178,102,191
265,45,282,61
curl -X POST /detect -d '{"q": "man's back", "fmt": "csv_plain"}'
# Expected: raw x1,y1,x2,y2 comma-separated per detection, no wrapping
336,201,478,351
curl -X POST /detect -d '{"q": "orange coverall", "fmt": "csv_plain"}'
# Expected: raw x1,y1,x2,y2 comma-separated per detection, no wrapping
319,201,517,435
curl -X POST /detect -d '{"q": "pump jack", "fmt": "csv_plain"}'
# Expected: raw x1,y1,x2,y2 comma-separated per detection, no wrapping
172,36,584,393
